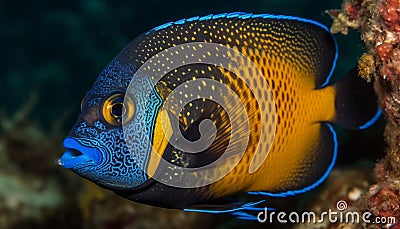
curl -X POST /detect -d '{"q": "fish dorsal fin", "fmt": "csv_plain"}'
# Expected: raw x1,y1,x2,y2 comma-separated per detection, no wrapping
119,12,338,90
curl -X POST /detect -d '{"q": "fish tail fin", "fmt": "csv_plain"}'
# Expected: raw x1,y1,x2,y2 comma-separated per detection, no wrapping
333,67,382,130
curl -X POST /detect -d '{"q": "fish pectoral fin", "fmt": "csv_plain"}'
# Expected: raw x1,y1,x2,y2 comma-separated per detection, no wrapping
184,199,269,217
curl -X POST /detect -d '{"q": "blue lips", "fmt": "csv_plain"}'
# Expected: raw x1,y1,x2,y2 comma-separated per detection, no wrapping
58,137,102,169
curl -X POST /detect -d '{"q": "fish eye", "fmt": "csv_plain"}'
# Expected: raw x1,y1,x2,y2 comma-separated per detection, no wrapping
111,103,124,117
102,93,135,126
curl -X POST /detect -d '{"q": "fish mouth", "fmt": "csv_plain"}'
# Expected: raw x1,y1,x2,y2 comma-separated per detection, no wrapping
57,137,102,169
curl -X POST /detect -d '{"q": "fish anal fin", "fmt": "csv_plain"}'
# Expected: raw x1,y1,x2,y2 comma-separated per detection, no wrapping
249,123,337,197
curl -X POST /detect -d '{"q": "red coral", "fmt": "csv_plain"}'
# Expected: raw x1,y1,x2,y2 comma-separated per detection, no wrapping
380,0,400,32
344,3,360,21
368,185,400,219
376,43,394,62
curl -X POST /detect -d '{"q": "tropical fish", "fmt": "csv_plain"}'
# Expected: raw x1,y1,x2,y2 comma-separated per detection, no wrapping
57,12,380,216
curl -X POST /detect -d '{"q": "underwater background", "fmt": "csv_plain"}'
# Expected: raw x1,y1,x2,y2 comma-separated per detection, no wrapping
0,0,385,228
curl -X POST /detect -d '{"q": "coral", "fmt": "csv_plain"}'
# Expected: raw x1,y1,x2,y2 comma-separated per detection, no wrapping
331,0,400,227
367,182,400,219
380,0,400,32
358,53,375,82
326,0,365,35
376,43,394,63
358,180,400,228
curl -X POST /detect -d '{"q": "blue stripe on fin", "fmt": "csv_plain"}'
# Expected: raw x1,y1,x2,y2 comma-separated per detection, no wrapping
174,19,186,25
185,200,275,221
212,13,227,19
147,12,335,37
186,16,199,22
358,108,382,130
199,14,213,21
184,200,266,214
226,12,247,18
238,13,253,19
150,22,173,33
248,123,338,198
147,12,333,35
144,12,338,88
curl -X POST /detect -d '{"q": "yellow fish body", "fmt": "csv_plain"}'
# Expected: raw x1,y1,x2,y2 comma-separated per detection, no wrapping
58,13,380,214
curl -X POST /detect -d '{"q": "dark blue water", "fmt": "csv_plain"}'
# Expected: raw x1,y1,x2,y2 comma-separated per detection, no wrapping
1,1,377,228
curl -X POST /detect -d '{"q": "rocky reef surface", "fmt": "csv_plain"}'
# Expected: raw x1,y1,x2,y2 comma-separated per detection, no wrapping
328,0,400,228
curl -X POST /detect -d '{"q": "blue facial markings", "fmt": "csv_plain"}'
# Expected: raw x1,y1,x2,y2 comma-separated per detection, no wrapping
87,60,136,98
72,120,149,188
67,60,162,189
93,120,107,131
123,75,162,179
